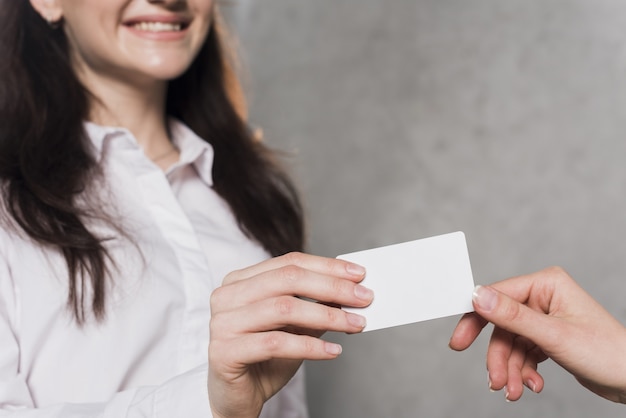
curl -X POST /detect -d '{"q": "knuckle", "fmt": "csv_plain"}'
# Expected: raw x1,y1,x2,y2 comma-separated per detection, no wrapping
540,265,576,292
327,276,345,297
545,265,564,275
209,312,227,336
543,265,569,282
322,256,341,273
325,307,339,324
279,264,305,284
282,251,306,266
274,296,295,316
303,337,318,355
209,287,226,313
222,268,242,285
261,331,285,352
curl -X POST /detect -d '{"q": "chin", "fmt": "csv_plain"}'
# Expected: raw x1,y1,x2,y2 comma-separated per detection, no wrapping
144,67,190,81
136,61,195,81
125,47,197,77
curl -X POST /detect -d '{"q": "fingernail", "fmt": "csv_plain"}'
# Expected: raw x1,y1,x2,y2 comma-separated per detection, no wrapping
354,284,374,301
346,312,367,328
325,342,342,355
526,379,537,393
504,386,511,402
488,374,495,392
473,285,497,312
346,262,366,277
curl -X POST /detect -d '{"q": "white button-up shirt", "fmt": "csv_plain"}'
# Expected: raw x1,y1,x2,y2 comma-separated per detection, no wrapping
0,120,307,417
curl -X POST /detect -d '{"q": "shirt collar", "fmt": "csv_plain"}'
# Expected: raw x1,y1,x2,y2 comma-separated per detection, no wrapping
84,119,215,186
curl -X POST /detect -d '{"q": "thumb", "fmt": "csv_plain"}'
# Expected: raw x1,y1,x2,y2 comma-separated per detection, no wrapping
472,285,556,349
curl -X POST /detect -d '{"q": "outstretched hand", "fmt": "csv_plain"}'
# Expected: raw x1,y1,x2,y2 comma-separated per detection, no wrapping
449,267,626,403
208,252,374,418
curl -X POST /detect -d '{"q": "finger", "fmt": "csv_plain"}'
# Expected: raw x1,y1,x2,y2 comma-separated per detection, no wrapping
209,330,344,368
472,285,560,353
521,348,545,394
503,337,531,401
486,327,514,391
449,269,566,352
210,296,367,337
223,252,366,285
488,266,576,311
449,312,489,351
211,266,374,313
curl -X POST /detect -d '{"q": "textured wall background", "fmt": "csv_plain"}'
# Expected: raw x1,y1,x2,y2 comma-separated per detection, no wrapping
225,1,626,416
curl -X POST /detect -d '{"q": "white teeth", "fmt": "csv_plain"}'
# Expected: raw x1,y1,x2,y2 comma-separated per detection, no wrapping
132,22,182,32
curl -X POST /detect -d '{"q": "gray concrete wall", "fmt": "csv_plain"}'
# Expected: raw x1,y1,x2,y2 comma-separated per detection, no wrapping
226,1,626,416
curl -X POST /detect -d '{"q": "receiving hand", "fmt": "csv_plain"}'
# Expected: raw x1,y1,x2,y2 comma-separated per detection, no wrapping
449,267,626,403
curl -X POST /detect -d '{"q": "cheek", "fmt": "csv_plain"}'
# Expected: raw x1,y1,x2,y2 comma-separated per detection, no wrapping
194,0,215,26
61,9,120,68
65,30,120,73
198,0,215,12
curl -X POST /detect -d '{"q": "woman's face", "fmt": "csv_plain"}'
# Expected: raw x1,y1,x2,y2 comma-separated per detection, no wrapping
40,0,214,85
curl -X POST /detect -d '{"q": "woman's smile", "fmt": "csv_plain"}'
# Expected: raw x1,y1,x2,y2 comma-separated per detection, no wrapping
50,0,213,84
123,14,192,41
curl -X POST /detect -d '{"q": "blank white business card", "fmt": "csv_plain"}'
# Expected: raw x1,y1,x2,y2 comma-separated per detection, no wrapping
338,231,475,332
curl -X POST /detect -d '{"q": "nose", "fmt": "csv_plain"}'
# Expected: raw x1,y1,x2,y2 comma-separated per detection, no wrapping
147,0,185,4
146,0,187,9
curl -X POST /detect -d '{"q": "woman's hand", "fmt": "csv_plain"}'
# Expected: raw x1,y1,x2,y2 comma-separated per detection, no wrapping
208,252,374,418
449,267,626,403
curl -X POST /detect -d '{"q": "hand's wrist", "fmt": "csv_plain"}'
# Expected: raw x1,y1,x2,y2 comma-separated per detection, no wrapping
209,398,262,418
210,409,260,418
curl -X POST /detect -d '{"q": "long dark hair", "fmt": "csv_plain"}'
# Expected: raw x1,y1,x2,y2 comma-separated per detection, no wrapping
0,1,304,323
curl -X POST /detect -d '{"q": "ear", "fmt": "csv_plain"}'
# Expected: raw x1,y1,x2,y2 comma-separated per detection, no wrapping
29,0,63,24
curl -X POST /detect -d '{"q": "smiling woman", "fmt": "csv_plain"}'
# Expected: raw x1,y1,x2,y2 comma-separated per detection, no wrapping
47,0,212,83
0,0,374,417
